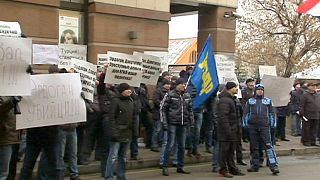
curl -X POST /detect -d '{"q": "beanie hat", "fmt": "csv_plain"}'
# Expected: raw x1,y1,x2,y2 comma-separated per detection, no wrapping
255,84,265,90
245,78,255,84
225,82,237,90
118,83,131,93
162,79,171,86
161,71,171,78
175,78,187,85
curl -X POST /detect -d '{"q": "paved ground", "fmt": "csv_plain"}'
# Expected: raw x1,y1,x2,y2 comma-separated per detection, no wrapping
77,154,320,180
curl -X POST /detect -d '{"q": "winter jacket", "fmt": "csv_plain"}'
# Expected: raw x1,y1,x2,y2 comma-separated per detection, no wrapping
299,90,320,120
160,89,194,128
0,96,21,146
243,96,276,128
153,86,170,121
109,94,138,142
97,73,117,115
288,89,303,113
240,87,255,108
276,106,288,118
217,91,240,142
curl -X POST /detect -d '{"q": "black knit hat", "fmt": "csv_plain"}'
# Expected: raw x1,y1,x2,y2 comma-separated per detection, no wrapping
118,83,131,93
162,79,171,86
225,82,237,90
175,78,187,85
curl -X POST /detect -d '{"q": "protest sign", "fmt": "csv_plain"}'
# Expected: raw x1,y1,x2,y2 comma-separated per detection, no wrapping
144,51,169,72
97,54,108,67
59,16,79,44
259,65,277,78
71,58,97,101
33,44,59,64
215,54,238,84
0,21,22,37
16,73,86,129
133,52,161,86
104,51,142,87
261,75,295,107
58,44,87,69
0,36,32,96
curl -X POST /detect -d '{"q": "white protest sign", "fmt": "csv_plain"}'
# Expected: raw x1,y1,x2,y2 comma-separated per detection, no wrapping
97,54,108,67
71,58,97,101
0,21,22,37
105,51,142,87
261,75,295,107
58,44,87,69
133,52,161,86
259,65,277,78
16,73,86,129
33,44,59,64
144,51,169,72
215,54,237,84
0,36,32,96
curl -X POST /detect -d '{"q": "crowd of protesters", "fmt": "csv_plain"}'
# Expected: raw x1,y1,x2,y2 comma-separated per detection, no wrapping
1,64,320,180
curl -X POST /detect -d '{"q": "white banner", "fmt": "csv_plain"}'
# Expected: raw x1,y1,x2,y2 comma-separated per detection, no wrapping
133,52,161,86
144,51,169,72
0,21,22,37
104,51,142,87
97,54,108,67
59,16,79,44
58,44,87,70
33,44,59,64
215,54,238,84
259,65,277,78
261,75,295,107
16,73,86,129
0,36,32,96
71,58,97,101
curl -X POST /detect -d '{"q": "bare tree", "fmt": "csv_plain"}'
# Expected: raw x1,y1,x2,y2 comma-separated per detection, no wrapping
236,0,320,77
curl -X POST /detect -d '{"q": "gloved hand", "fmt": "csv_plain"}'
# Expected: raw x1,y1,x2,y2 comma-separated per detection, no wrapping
12,96,23,103
80,92,86,100
26,65,33,74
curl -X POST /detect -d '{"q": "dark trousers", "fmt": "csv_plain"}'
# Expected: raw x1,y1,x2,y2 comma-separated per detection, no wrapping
218,141,238,173
235,141,243,162
139,111,153,148
79,112,104,162
302,119,319,145
7,144,19,180
276,116,286,139
19,142,59,180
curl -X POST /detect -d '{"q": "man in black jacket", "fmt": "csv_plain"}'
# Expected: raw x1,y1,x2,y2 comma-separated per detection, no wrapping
217,82,245,178
160,78,194,176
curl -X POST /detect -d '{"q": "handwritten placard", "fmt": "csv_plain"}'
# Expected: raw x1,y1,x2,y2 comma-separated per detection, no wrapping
16,73,86,129
0,36,31,96
58,44,87,69
33,44,59,64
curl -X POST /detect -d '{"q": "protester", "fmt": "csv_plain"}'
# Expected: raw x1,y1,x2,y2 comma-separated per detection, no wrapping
160,78,194,176
217,82,245,178
288,82,303,136
243,84,280,175
276,106,290,142
300,82,320,146
105,83,138,180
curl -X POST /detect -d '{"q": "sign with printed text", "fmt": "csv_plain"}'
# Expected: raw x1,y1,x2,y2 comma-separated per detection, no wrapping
16,73,86,129
259,65,277,78
133,52,161,86
97,54,108,67
215,54,237,84
0,21,22,37
33,44,59,64
261,75,295,107
144,51,169,72
71,58,97,101
0,36,32,96
104,51,142,87
58,44,87,70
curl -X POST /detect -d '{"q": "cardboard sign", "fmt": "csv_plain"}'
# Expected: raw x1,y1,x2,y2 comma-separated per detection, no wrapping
104,51,142,87
259,65,277,78
71,58,97,101
0,21,22,37
133,52,161,86
97,54,108,67
16,73,86,129
261,75,295,107
0,36,32,96
33,44,59,64
58,44,87,69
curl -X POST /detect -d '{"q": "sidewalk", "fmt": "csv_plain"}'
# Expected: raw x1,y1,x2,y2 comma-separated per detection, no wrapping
77,134,320,175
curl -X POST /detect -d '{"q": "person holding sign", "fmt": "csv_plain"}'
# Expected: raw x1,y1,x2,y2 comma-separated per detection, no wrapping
0,96,22,180
105,83,138,180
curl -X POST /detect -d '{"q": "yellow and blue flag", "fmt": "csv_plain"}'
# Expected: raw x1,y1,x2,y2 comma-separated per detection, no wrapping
190,35,219,109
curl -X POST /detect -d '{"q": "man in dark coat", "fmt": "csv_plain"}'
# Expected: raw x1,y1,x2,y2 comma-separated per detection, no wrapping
288,82,303,136
299,82,320,146
105,83,138,180
217,82,245,178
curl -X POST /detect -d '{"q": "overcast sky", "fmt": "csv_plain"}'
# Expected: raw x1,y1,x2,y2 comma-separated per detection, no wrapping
169,14,198,39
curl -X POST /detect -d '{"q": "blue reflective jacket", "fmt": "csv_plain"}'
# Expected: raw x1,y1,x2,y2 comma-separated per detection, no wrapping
243,96,276,128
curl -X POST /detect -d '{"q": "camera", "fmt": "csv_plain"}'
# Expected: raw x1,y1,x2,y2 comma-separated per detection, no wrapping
224,11,243,19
